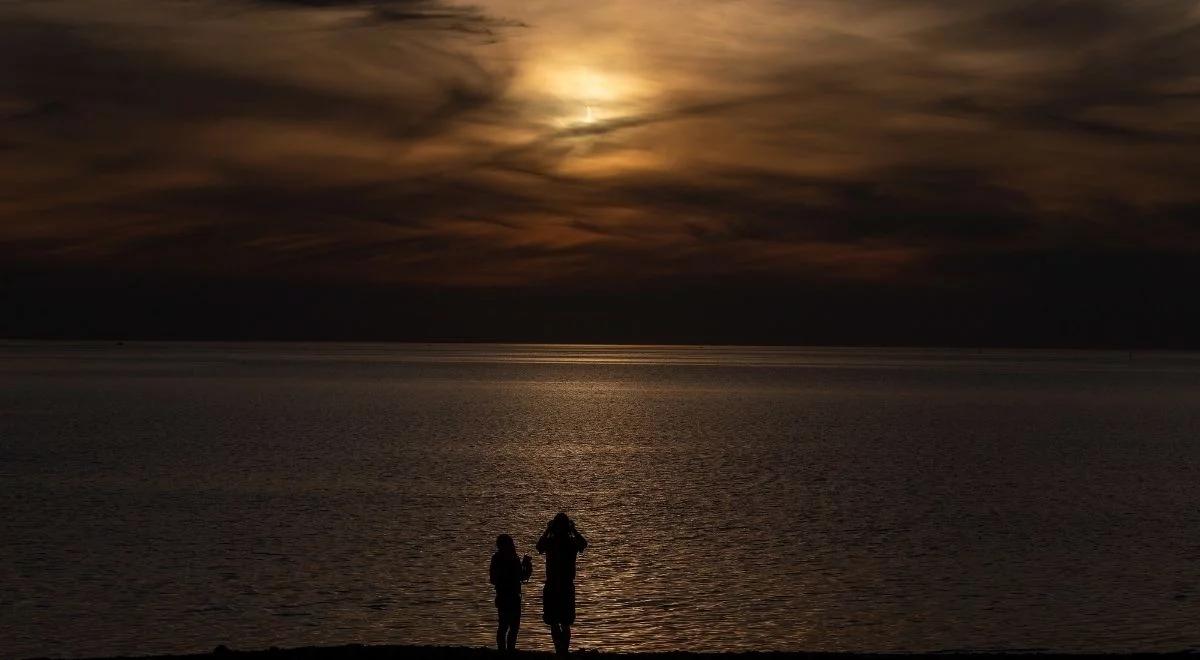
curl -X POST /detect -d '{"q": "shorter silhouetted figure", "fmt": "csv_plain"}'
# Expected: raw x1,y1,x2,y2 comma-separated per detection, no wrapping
537,512,588,655
489,534,533,651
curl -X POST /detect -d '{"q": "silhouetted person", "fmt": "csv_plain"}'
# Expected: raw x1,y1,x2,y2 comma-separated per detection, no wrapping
537,512,588,655
489,534,533,651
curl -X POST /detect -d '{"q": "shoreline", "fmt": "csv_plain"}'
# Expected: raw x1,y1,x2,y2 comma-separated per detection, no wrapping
43,644,1200,660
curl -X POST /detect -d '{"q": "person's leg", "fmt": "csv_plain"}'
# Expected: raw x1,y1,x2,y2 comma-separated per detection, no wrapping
560,584,575,654
506,609,521,651
496,597,507,651
545,583,563,653
499,603,519,651
506,623,519,650
549,623,564,654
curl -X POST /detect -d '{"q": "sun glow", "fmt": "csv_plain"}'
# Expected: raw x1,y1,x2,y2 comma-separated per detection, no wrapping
554,67,624,126
521,62,646,127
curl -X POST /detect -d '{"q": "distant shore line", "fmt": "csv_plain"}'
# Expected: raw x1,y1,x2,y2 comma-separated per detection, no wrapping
49,644,1200,660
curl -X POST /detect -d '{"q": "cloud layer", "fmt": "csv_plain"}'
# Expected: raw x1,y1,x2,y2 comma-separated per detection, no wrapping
3,0,1200,340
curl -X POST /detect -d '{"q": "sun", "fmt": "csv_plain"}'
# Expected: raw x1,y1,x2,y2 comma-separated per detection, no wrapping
573,69,618,103
558,68,620,125
523,63,643,128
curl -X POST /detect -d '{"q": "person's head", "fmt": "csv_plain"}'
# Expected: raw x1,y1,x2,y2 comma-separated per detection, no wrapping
496,534,516,556
550,512,572,535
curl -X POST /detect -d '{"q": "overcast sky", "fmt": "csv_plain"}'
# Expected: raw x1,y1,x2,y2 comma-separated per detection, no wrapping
3,0,1200,344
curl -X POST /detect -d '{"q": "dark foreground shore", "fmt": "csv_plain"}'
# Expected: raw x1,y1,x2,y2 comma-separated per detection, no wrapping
55,645,1200,660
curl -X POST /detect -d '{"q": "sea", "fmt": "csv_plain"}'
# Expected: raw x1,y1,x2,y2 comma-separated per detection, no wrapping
3,342,1200,658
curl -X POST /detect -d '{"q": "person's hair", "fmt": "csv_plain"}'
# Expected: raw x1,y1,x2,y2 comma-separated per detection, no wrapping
550,512,571,534
496,534,516,554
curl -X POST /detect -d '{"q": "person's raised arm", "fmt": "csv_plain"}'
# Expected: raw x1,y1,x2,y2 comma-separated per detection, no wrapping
536,522,552,555
573,528,588,553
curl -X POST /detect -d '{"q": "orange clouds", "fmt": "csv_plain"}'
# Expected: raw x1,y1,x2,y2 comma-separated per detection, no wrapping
2,0,1200,295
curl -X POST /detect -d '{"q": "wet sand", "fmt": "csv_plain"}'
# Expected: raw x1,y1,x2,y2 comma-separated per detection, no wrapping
55,645,1200,660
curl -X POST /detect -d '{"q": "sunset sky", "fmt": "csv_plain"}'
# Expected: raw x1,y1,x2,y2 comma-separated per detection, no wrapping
4,0,1200,345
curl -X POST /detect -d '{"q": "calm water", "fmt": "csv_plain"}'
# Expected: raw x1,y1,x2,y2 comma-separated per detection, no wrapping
3,342,1200,658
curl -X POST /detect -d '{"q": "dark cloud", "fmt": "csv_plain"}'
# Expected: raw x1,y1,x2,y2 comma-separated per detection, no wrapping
250,0,525,31
0,0,516,273
913,1,1200,143
599,166,1035,246
929,1,1179,50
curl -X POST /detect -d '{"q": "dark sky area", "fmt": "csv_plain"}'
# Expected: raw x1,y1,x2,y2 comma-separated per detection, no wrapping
3,0,1200,346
